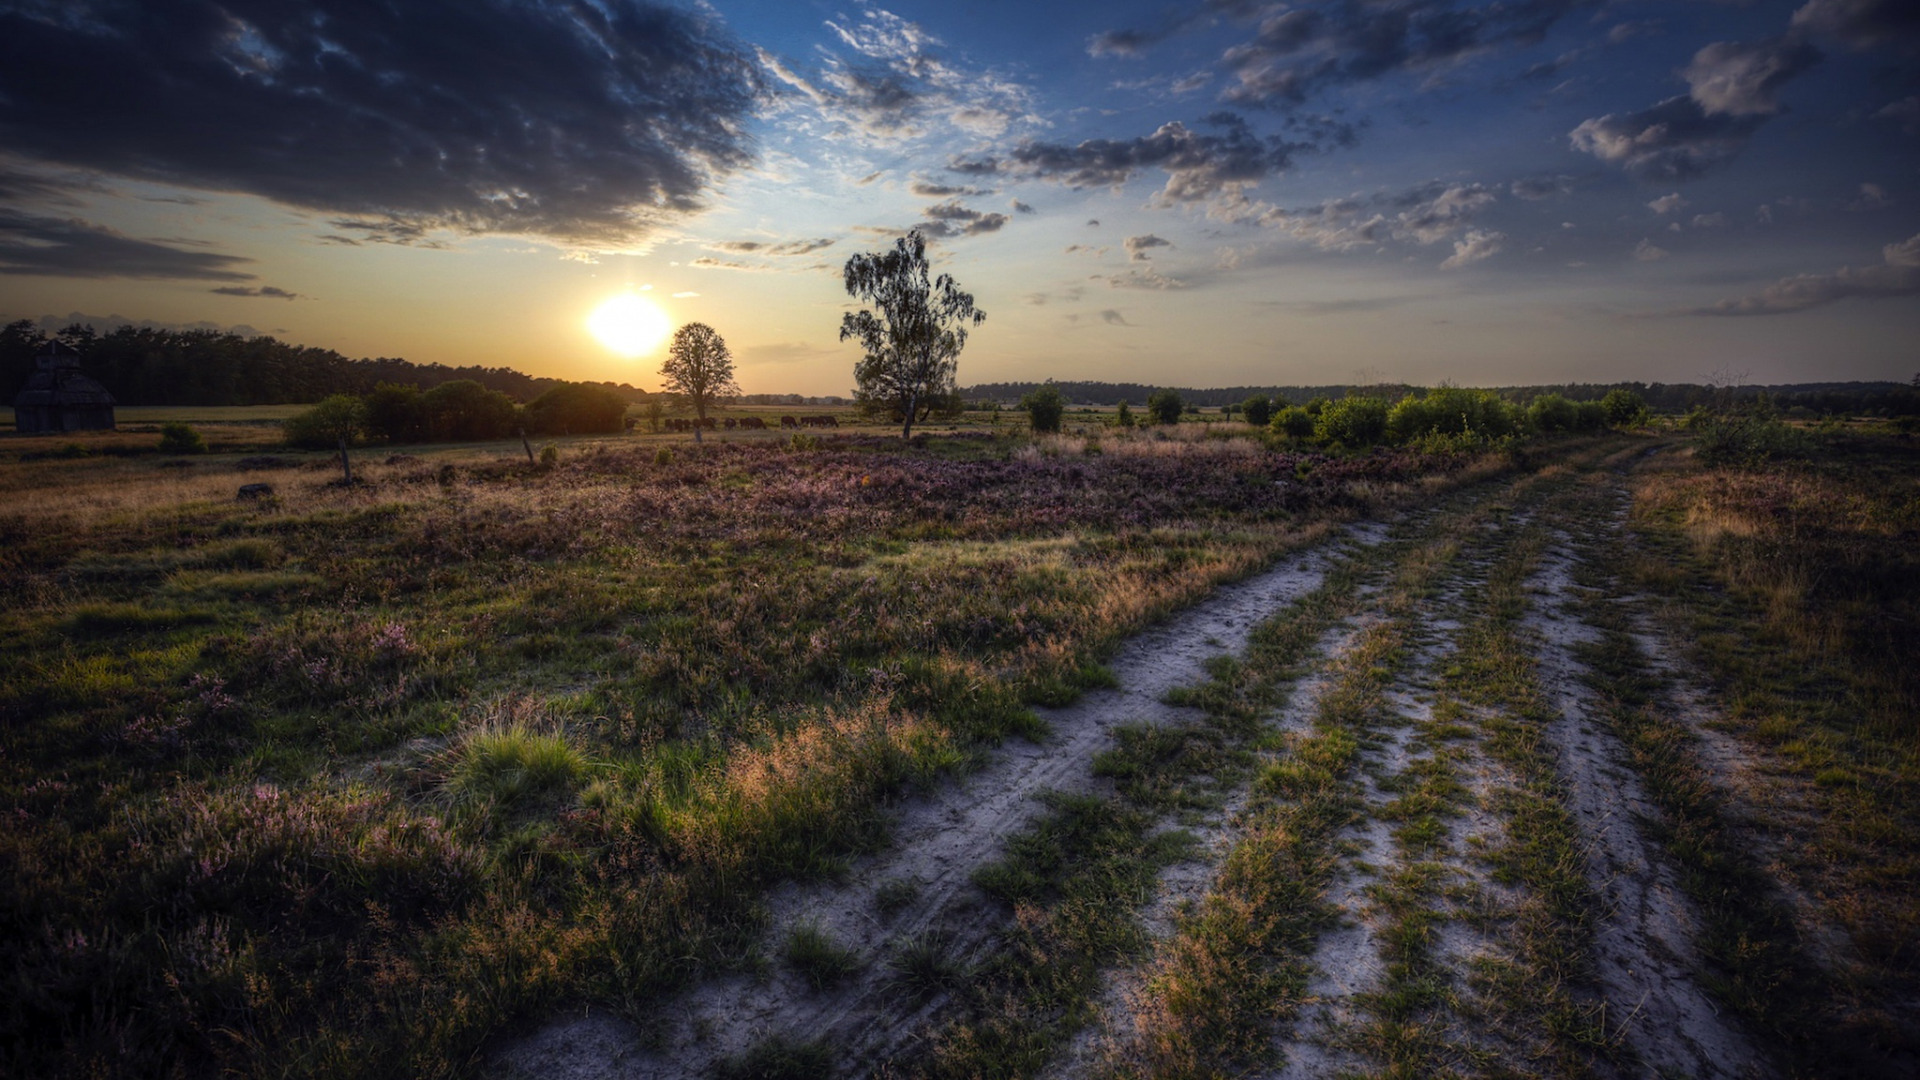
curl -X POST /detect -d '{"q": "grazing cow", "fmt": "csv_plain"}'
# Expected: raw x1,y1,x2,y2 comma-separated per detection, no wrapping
740,416,768,430
780,415,799,429
699,416,718,430
819,414,840,428
723,418,738,430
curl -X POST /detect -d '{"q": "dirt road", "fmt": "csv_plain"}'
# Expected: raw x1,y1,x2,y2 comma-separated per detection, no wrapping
497,449,1829,1079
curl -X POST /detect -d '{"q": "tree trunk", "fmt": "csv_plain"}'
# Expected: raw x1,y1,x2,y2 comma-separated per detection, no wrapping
337,434,352,484
520,426,534,463
694,401,704,443
901,389,918,440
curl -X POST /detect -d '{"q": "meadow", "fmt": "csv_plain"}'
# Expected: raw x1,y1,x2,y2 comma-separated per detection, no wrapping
1,409,1914,1079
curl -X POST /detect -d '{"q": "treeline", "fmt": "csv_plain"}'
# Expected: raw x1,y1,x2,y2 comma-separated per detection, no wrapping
0,321,651,406
283,380,631,448
965,378,1920,417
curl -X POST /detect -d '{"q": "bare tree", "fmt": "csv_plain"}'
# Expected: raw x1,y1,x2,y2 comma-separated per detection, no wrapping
661,323,738,443
841,230,985,439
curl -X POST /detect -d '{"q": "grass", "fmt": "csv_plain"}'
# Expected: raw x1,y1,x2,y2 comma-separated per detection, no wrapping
0,427,1519,1080
782,923,863,992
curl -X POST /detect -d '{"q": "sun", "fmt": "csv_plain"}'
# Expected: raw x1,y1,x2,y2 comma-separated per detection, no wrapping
587,293,672,357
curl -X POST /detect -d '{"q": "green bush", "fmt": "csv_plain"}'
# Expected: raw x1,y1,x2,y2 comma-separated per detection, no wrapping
419,379,517,442
1387,386,1522,445
283,394,368,449
364,382,424,443
1694,414,1815,466
1314,396,1389,447
1022,384,1066,434
1147,388,1184,425
157,421,206,454
1240,395,1276,428
1114,401,1135,428
1270,406,1315,442
524,382,630,436
1601,388,1650,429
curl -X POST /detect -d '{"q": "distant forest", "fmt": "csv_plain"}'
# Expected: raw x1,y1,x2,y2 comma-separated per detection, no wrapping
960,379,1920,417
4,318,1915,416
0,321,652,406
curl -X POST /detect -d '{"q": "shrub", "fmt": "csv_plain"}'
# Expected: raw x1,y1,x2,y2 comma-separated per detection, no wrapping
419,379,518,442
1114,400,1135,428
1271,406,1315,442
524,382,629,436
283,394,368,449
1387,386,1522,446
1147,388,1184,425
1527,393,1578,434
1240,395,1275,428
1022,384,1066,434
1314,396,1389,447
364,382,424,443
1694,414,1815,466
157,421,207,454
1601,388,1649,428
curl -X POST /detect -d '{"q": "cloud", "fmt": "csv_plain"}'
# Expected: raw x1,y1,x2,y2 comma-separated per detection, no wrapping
1849,182,1893,210
1648,193,1688,215
0,209,254,280
759,8,1034,145
210,285,301,300
1440,229,1505,269
1691,212,1729,228
688,256,779,272
1095,266,1187,289
950,113,1305,211
0,1,761,246
672,291,700,298
1100,309,1132,325
1790,0,1920,52
1207,0,1593,108
1878,96,1920,133
1695,232,1920,314
916,201,1009,238
1124,234,1173,261
1510,174,1574,200
1682,36,1821,117
1633,239,1669,261
1388,183,1497,245
1010,199,1035,214
1569,96,1765,180
909,179,989,197
711,238,837,256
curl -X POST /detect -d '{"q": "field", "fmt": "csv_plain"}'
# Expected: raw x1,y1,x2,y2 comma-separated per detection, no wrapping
1,417,1915,1079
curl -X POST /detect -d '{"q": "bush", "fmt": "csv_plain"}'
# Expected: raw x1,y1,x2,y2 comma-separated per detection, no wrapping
420,380,518,442
1314,396,1389,447
524,382,629,436
283,394,368,449
1271,406,1315,442
1694,414,1815,466
1022,384,1066,434
1240,395,1275,428
1147,388,1184,425
1114,401,1135,428
1601,388,1649,428
364,382,424,443
157,421,206,454
1387,386,1522,446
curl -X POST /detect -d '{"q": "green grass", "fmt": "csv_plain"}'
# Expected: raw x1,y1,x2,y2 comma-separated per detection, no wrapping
783,923,863,991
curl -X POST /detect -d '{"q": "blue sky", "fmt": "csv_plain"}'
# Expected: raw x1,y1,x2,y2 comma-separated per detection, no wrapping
1,1,1916,394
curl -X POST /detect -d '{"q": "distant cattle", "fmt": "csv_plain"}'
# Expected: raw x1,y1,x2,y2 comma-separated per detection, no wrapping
698,416,718,430
780,415,799,429
739,416,768,430
722,418,738,430
799,414,840,428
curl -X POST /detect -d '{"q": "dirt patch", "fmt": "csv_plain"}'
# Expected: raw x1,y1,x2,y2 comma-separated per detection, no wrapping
494,528,1385,1078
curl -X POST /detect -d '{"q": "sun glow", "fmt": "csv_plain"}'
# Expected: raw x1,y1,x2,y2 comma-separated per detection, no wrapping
587,293,672,357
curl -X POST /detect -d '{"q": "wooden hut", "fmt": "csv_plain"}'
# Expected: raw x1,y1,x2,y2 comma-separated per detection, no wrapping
12,342,116,432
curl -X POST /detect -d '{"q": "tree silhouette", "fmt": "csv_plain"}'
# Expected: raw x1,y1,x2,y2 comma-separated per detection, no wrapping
661,323,737,443
841,230,985,439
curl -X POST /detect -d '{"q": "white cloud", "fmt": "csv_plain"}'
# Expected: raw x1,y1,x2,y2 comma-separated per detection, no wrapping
1648,193,1688,215
1694,232,1920,314
1634,239,1669,261
1440,229,1505,269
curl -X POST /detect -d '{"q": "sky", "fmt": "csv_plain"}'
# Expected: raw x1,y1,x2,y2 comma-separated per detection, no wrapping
1,0,1917,396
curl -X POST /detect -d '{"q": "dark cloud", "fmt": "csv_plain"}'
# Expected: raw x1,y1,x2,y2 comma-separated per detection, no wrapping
1791,0,1920,52
1694,232,1920,314
950,113,1305,208
0,209,254,279
711,238,837,256
0,1,761,245
1204,1,1596,107
916,201,1009,237
1569,96,1765,181
1124,234,1173,261
1510,174,1575,200
1010,199,1036,214
1100,309,1132,325
910,179,990,197
211,285,300,300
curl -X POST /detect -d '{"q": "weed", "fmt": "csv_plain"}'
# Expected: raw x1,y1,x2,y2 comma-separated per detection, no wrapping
783,923,862,991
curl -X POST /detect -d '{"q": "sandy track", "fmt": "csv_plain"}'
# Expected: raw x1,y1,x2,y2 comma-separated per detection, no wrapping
494,527,1384,1078
1524,531,1770,1079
